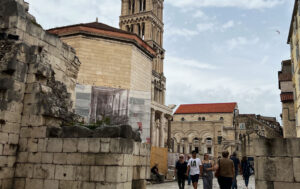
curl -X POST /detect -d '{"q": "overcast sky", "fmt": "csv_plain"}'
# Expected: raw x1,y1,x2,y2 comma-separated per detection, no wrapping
26,0,294,120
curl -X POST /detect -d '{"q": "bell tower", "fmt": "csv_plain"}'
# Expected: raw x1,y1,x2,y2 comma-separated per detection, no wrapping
120,0,166,105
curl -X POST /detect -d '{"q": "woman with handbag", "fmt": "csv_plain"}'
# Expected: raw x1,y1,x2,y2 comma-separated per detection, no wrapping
202,153,214,189
214,151,235,189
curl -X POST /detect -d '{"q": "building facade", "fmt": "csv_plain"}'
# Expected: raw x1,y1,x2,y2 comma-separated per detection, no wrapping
236,114,283,158
278,60,296,138
48,23,155,142
170,103,239,159
288,0,300,137
119,0,173,148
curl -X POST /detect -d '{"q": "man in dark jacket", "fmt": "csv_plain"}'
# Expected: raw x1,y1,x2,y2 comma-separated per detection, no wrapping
175,154,188,189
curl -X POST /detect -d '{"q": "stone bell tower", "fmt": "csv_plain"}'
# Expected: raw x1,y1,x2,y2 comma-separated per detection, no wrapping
120,0,173,148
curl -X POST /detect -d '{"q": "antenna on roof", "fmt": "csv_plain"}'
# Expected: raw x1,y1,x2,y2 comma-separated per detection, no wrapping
96,17,98,23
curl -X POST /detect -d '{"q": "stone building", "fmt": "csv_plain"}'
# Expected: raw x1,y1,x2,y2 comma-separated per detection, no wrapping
287,0,300,137
119,0,173,148
278,60,296,138
236,114,283,158
48,22,155,142
170,103,239,159
48,0,172,147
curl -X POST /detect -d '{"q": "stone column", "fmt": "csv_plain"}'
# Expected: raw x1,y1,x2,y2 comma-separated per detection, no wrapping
151,109,156,146
160,113,165,147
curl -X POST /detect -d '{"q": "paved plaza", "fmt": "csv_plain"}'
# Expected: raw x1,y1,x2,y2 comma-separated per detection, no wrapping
147,176,255,189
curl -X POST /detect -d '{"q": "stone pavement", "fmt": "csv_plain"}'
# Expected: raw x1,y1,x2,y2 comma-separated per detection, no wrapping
147,176,255,189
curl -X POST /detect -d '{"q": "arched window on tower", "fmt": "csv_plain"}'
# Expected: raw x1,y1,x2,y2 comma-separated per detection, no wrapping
142,23,145,39
126,25,130,32
143,0,146,11
139,0,142,12
132,0,135,14
128,0,131,12
137,23,141,36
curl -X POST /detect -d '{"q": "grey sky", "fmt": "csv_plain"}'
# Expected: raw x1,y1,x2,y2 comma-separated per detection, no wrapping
26,0,294,121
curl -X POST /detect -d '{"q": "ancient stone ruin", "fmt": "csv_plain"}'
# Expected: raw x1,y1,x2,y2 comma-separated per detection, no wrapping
0,0,150,188
254,138,300,189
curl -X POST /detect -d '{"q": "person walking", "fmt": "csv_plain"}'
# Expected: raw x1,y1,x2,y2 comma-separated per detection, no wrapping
241,156,251,189
175,154,188,189
230,152,241,189
186,155,192,185
186,151,203,189
215,151,235,189
202,153,214,189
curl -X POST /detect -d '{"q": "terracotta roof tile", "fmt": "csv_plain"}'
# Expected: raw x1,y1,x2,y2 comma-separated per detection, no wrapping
174,103,237,114
47,22,156,56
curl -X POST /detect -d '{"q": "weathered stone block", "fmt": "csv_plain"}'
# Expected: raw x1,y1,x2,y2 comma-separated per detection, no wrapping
15,164,33,178
66,153,81,165
256,157,294,182
132,180,146,189
90,166,105,182
28,152,42,163
47,138,63,152
81,182,96,189
33,164,55,179
133,166,146,180
25,179,44,189
58,180,79,189
77,138,88,153
43,180,59,189
31,127,47,138
75,166,90,181
0,167,14,179
1,179,13,189
3,143,17,155
53,153,67,165
124,154,134,166
100,142,110,153
37,139,48,152
8,133,19,144
274,182,300,189
63,138,77,153
288,139,300,157
110,138,134,154
27,138,38,152
105,166,128,183
14,178,25,189
55,165,76,181
88,138,100,153
293,158,300,182
41,153,53,164
95,154,124,166
133,142,140,156
0,133,9,144
80,154,95,165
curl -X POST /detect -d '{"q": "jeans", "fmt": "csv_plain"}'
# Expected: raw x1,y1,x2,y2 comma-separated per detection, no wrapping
232,174,237,189
177,176,185,189
187,173,191,185
244,176,249,187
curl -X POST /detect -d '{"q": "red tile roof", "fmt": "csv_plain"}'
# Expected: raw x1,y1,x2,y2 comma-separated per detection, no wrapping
47,22,156,56
280,93,294,102
174,103,237,114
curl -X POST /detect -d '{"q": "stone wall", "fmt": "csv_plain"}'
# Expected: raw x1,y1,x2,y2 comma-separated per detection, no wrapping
0,0,150,188
15,137,150,189
254,138,300,189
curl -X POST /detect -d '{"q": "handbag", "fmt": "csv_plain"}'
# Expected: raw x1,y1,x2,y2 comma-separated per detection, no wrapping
214,159,221,178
